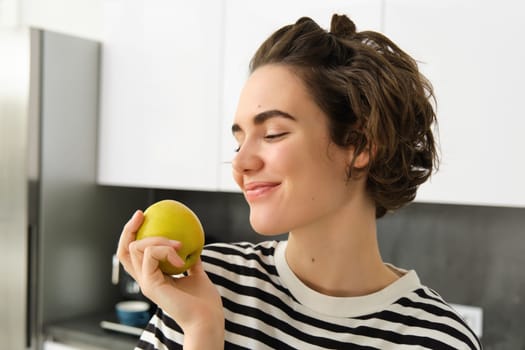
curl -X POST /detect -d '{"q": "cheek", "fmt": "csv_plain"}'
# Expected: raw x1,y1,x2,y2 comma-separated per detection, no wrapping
266,142,301,174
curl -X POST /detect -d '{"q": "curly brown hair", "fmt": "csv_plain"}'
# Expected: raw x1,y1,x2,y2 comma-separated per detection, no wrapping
250,14,439,218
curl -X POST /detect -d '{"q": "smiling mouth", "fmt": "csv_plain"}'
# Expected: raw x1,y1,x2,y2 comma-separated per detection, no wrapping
243,182,280,201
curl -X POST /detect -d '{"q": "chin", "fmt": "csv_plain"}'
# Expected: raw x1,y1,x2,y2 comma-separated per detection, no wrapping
249,214,288,236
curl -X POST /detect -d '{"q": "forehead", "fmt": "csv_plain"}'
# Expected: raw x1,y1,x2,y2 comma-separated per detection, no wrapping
234,64,320,124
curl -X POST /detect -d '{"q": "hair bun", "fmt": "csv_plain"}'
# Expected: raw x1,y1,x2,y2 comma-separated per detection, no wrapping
330,14,356,38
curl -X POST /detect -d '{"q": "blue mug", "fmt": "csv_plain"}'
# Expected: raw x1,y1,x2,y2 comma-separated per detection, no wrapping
115,300,151,327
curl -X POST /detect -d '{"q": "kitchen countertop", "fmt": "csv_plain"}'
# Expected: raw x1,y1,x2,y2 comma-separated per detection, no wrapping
45,312,142,350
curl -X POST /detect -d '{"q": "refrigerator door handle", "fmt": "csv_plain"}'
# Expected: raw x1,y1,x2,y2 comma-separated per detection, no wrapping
26,223,38,349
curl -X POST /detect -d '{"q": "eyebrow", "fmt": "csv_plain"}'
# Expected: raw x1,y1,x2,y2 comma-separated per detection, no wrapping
231,109,296,134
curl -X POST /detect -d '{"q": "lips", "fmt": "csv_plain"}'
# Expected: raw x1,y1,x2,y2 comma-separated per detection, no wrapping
243,181,280,201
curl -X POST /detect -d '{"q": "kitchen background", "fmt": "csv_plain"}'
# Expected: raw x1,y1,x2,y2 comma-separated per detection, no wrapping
1,0,524,349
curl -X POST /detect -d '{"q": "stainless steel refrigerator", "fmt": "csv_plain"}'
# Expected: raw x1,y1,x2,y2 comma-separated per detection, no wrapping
0,28,148,349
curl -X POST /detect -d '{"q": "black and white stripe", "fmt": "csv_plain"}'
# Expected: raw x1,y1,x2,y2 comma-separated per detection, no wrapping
136,241,481,349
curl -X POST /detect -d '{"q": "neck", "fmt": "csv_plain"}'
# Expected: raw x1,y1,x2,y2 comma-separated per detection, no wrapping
285,200,398,297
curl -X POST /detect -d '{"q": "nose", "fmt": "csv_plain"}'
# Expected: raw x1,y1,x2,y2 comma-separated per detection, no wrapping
231,140,263,175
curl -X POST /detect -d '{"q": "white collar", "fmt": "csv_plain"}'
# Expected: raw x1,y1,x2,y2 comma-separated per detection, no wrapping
274,240,422,318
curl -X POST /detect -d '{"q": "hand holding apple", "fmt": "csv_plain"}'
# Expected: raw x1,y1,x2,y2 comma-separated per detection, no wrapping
117,200,224,347
135,199,205,275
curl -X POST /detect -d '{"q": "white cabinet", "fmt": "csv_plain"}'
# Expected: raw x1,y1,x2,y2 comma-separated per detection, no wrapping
98,0,383,192
98,0,224,191
218,0,384,191
383,0,525,207
98,1,524,207
21,0,103,40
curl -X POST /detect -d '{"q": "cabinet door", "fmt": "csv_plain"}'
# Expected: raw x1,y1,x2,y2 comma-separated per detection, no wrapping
218,0,384,191
384,0,525,207
98,0,223,190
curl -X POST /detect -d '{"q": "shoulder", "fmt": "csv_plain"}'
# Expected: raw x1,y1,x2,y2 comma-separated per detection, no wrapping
392,284,482,349
376,265,481,349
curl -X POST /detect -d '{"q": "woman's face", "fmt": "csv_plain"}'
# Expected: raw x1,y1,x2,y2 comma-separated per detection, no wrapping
231,64,360,235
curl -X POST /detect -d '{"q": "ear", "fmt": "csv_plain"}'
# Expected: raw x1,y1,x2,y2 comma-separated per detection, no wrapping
349,145,372,170
353,151,369,169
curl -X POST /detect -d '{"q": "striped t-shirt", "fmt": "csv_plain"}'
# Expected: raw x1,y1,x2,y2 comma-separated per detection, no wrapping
136,240,481,349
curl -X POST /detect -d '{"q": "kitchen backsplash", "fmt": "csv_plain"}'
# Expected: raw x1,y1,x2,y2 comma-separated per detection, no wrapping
149,189,524,349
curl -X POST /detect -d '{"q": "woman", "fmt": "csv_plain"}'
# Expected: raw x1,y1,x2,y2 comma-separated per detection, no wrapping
118,14,482,349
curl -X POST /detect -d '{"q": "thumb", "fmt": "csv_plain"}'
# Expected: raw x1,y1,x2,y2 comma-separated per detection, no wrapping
117,210,144,258
128,210,145,233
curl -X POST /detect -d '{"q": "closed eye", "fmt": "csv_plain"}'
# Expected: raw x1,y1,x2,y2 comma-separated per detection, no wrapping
234,132,290,152
264,132,289,140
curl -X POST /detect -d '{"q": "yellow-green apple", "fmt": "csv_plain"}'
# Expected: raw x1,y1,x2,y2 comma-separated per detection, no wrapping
135,200,204,275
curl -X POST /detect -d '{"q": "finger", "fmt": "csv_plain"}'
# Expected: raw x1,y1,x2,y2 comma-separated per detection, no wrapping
129,238,183,272
116,210,145,279
128,239,144,278
129,236,183,252
116,210,144,260
123,210,144,239
142,245,185,276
